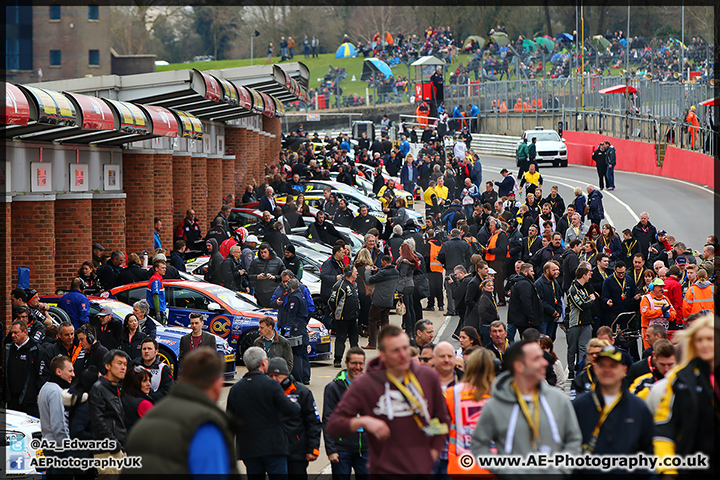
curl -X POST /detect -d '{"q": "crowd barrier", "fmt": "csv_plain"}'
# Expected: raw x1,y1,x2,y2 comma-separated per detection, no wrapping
561,130,715,189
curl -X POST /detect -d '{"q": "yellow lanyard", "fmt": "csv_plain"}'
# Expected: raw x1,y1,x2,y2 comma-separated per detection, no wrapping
386,370,428,427
550,278,558,303
599,236,610,248
624,240,637,254
528,236,537,250
633,269,643,286
585,386,623,453
614,274,625,292
512,382,541,448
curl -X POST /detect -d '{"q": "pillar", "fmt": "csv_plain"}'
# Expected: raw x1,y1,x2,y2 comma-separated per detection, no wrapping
225,126,246,198
153,151,173,250
2,198,12,329
264,116,283,162
222,155,236,205
11,196,56,296
91,194,127,255
191,153,208,233
123,150,155,255
206,155,223,226
172,153,192,233
54,194,92,290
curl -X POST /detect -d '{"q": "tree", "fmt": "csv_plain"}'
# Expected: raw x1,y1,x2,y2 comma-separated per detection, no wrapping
111,4,184,55
194,6,243,61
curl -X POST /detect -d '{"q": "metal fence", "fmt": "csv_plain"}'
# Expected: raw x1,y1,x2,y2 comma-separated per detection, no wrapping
444,75,713,125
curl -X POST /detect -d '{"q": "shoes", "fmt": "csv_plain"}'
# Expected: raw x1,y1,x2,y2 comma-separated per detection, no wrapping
568,370,575,380
333,361,342,368
446,311,458,316
362,345,377,350
497,302,507,307
303,380,311,385
423,306,435,311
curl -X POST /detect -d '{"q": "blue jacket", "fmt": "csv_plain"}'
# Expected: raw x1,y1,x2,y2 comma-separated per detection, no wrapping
470,159,483,187
282,288,309,329
587,189,605,221
452,106,462,118
399,163,418,186
270,283,315,314
399,140,410,156
494,175,516,197
339,140,350,151
469,104,479,117
59,289,90,328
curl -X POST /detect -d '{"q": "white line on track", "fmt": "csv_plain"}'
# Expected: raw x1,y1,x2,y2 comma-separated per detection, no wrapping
434,315,453,342
544,173,636,224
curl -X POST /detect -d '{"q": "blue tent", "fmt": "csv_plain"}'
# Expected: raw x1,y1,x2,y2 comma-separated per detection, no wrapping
335,42,358,59
556,32,574,43
360,58,394,81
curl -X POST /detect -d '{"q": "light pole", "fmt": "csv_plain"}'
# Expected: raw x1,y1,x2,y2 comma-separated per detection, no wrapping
625,4,630,139
250,30,260,66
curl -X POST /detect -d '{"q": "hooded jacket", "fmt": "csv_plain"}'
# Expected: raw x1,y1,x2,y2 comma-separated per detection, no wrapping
278,379,322,461
322,370,368,455
471,370,582,477
365,264,399,309
248,249,284,307
326,356,450,475
204,238,224,285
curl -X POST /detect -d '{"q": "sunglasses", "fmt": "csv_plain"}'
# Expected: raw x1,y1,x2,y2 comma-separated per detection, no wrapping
419,357,432,363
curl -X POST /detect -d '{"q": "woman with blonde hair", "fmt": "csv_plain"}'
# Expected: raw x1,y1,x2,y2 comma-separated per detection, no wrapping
445,349,496,477
354,248,374,337
572,186,587,222
654,314,716,476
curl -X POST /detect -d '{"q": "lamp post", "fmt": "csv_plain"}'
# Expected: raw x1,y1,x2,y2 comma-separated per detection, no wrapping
250,30,260,66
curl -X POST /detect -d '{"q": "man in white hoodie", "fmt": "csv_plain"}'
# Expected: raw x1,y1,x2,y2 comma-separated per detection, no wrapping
38,355,75,478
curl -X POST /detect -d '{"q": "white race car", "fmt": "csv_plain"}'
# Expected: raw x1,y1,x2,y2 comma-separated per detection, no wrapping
3,409,44,478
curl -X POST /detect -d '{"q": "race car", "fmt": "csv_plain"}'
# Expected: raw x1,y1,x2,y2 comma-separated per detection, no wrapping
110,280,331,361
517,126,568,167
41,297,237,378
300,179,414,209
3,409,44,478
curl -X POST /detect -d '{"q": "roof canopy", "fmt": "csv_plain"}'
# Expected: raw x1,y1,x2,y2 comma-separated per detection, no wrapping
410,55,447,67
599,84,638,94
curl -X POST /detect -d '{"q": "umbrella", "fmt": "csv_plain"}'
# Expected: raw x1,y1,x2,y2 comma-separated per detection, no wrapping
599,84,638,94
535,37,555,51
556,32,573,42
699,97,717,106
490,32,510,46
361,58,394,81
463,35,485,49
335,42,357,59
522,39,537,51
591,35,611,52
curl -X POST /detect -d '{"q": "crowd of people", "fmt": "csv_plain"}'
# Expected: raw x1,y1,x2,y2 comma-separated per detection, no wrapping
3,119,718,477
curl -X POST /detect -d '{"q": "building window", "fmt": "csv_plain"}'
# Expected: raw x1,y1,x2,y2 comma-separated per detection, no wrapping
89,49,99,66
50,5,60,20
50,50,61,66
88,5,98,20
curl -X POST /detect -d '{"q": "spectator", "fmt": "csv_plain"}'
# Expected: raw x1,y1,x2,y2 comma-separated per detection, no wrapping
204,239,224,285
97,250,124,291
175,209,202,248
77,324,109,377
90,305,123,351
132,300,157,339
221,245,250,293
507,263,542,337
226,347,301,477
179,312,216,366
125,348,239,475
38,355,75,476
253,315,293,373
329,265,360,368
122,314,144,361
134,337,174,403
170,240,187,273
121,365,153,432
5,319,43,416
567,265,597,379
248,243,285,308
364,254,399,349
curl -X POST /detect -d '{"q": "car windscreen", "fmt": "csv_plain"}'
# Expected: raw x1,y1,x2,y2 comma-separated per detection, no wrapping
527,132,561,142
203,285,261,312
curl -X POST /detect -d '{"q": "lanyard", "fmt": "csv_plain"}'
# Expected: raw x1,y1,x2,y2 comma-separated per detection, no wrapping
585,386,623,453
511,382,541,448
386,370,431,427
625,240,637,254
614,274,626,294
633,269,643,286
528,236,537,250
549,278,558,303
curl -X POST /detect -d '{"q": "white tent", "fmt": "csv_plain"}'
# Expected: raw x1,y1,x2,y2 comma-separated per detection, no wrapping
410,55,447,67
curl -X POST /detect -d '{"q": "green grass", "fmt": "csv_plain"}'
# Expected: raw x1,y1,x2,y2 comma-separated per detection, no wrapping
156,53,631,103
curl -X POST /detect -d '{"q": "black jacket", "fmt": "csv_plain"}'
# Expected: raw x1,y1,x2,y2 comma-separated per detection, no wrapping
122,330,144,361
91,317,124,351
248,250,285,308
76,341,109,377
437,237,472,271
452,275,473,318
366,264,400,309
226,371,302,459
521,235,542,263
507,273,542,327
322,370,368,455
320,257,345,300
476,290,500,327
279,380,322,461
329,278,360,321
333,208,354,228
116,263,149,286
351,214,382,236
4,337,43,405
88,375,127,452
305,221,346,247
204,238,224,285
221,254,248,292
561,249,580,292
534,274,562,324
133,355,175,403
462,273,483,328
264,229,290,260
169,249,186,272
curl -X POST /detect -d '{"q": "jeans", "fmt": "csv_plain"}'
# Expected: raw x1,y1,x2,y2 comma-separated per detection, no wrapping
331,450,369,480
606,165,615,188
359,295,371,327
463,204,474,219
536,322,548,335
243,455,288,480
334,319,359,362
281,47,288,58
567,324,592,376
506,323,517,344
479,324,491,346
290,326,311,383
433,458,451,480
367,305,389,347
289,47,294,59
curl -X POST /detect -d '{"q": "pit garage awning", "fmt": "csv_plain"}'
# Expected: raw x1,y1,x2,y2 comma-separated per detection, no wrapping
260,92,275,118
2,82,31,126
3,84,77,138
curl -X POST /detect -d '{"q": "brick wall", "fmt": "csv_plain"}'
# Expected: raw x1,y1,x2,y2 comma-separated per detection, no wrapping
172,154,192,235
222,155,235,204
92,196,127,254
11,200,55,295
123,151,155,255
191,155,208,232
54,197,92,290
264,116,282,160
1,201,12,330
153,152,173,250
206,156,223,227
225,126,247,197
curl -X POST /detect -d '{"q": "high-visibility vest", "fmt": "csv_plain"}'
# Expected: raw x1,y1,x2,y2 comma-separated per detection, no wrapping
429,241,443,273
435,185,449,200
446,382,492,476
682,282,714,320
423,187,437,207
485,231,509,261
640,293,675,329
499,101,507,112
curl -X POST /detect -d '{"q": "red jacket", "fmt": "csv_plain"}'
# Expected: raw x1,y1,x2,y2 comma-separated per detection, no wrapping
664,276,683,314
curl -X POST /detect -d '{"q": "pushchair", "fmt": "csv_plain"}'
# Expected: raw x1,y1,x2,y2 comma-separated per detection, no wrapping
611,311,642,361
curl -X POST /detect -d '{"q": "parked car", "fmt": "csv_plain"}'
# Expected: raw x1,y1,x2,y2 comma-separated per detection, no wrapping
3,409,44,478
517,126,568,167
109,280,331,361
40,297,237,378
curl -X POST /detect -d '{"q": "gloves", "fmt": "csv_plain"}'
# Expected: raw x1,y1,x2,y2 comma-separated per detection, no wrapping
661,306,671,317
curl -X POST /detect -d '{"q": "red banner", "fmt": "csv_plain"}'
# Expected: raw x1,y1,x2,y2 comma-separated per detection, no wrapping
65,92,114,130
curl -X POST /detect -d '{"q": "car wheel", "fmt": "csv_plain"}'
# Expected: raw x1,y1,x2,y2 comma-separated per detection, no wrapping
561,160,568,167
553,161,560,168
47,306,70,326
238,329,261,359
157,346,178,376
312,296,326,321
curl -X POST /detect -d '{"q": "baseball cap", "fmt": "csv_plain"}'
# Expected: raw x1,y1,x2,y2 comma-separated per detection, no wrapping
92,243,105,251
650,278,665,287
509,192,516,196
246,235,259,244
597,345,623,363
99,306,113,316
488,267,497,275
674,256,687,265
267,357,290,376
657,229,667,236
